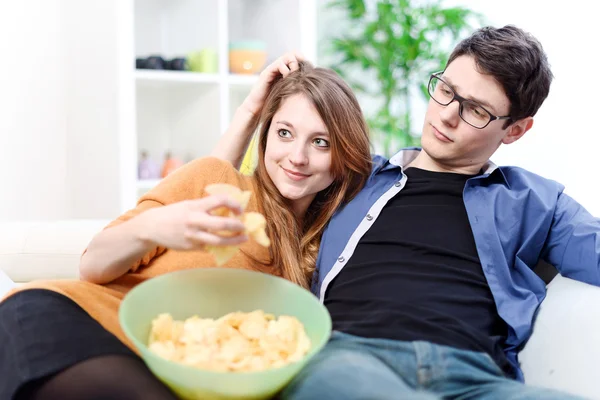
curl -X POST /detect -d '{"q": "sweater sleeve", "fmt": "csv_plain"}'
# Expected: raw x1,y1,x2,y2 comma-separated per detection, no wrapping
95,157,234,272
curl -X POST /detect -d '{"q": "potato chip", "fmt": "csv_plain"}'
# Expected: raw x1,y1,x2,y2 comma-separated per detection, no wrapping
148,310,311,373
149,340,178,361
150,313,184,343
205,183,252,210
242,212,271,247
202,184,270,266
203,244,239,266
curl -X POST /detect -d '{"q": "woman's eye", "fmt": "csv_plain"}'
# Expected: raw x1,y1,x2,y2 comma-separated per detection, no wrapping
278,129,292,138
313,138,330,148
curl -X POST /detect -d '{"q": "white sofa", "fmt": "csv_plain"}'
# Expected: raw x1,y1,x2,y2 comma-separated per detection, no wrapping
0,220,599,399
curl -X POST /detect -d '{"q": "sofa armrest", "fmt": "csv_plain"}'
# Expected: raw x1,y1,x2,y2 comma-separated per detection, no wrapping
520,275,600,399
0,220,109,283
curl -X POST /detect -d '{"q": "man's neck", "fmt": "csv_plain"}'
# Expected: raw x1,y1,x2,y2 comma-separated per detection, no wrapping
407,151,484,175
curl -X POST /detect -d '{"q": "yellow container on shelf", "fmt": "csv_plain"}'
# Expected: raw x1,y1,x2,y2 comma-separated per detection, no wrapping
188,48,218,73
229,40,267,75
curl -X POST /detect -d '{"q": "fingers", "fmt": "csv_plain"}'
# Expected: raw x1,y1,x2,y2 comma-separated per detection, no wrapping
200,214,246,233
280,51,304,75
277,59,292,77
185,230,248,247
184,212,247,245
192,195,244,215
265,51,305,79
186,196,247,233
283,51,304,72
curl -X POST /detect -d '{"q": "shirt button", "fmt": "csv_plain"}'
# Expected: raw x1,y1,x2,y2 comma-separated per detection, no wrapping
337,256,345,263
394,181,402,187
366,214,373,221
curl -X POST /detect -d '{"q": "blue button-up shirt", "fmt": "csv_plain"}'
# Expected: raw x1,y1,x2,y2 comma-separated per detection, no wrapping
313,148,600,381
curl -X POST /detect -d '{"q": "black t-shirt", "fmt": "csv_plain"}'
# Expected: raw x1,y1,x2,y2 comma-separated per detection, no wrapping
325,167,512,375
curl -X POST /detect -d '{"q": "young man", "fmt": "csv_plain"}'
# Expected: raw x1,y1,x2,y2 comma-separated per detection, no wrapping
220,26,595,399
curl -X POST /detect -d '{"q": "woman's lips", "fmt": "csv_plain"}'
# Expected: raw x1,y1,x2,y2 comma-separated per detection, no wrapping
282,167,311,181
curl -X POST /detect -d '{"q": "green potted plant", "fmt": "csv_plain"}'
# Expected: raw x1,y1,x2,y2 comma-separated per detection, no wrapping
325,0,483,155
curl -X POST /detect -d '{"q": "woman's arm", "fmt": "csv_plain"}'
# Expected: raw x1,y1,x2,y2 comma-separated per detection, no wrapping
78,209,157,284
79,150,253,287
210,52,303,168
211,106,258,169
79,195,247,284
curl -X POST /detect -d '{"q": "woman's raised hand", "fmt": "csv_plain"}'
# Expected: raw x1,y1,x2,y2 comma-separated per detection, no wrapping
241,52,304,116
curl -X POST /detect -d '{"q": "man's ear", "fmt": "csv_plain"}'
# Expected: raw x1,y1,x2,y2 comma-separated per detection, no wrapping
502,117,533,145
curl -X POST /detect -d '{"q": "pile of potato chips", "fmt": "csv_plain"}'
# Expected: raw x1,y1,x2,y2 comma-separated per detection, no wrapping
148,310,311,372
203,183,271,265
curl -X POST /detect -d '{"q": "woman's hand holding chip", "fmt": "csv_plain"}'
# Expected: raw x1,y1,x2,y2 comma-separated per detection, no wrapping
140,196,248,251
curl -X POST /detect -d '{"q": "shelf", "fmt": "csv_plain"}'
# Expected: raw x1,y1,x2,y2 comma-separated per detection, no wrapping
137,179,162,191
134,70,259,89
135,70,220,86
126,0,316,212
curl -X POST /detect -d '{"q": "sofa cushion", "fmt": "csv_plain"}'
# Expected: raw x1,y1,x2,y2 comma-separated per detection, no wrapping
520,275,600,398
0,220,108,283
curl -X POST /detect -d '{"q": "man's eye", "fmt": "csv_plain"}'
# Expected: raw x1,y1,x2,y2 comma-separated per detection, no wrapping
473,108,485,117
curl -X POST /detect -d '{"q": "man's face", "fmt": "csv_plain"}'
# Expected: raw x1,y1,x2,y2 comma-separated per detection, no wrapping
421,55,517,171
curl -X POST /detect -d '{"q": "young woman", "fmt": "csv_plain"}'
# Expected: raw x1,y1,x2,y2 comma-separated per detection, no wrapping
0,57,372,400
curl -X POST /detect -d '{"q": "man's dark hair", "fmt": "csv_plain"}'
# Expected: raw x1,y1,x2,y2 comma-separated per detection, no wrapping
446,25,553,127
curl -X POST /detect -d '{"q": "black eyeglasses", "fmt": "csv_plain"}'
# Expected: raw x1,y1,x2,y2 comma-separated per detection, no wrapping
428,72,512,129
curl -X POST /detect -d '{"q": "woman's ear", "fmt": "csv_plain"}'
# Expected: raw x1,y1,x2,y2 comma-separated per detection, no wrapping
502,117,533,145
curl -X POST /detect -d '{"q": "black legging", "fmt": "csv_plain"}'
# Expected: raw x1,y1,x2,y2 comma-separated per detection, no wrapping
17,354,178,400
0,289,177,400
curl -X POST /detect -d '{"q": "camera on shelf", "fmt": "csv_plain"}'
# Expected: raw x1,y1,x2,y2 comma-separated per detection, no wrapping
135,56,188,71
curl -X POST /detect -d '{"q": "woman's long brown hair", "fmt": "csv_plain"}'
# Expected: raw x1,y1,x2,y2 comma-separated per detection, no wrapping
249,61,372,288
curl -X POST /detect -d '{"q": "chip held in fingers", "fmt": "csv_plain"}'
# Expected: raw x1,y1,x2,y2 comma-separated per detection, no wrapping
204,183,270,265
204,183,252,214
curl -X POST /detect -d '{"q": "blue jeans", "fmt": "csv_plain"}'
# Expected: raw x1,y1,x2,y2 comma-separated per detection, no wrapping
281,331,584,400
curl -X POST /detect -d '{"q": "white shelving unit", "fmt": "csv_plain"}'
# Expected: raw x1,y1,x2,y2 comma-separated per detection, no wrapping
131,0,317,200
135,70,221,85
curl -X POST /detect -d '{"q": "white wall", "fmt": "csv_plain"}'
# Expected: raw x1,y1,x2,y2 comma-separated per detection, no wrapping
0,0,135,222
0,0,69,221
62,0,136,219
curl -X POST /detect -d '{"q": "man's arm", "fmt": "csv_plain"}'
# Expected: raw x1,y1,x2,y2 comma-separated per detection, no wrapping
542,192,600,286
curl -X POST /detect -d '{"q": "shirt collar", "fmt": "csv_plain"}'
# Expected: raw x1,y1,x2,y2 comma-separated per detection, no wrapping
379,147,510,188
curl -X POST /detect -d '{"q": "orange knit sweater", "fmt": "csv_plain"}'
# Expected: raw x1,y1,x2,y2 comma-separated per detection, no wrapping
3,157,276,349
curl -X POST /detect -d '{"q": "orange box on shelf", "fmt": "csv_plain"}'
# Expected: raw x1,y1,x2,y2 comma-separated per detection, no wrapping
229,40,267,75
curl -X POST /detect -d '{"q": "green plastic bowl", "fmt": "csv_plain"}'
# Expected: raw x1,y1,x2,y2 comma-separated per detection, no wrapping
119,268,332,400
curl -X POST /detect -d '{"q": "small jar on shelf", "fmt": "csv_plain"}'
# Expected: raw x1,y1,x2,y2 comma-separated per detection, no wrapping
138,150,160,180
229,41,267,75
161,151,184,178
